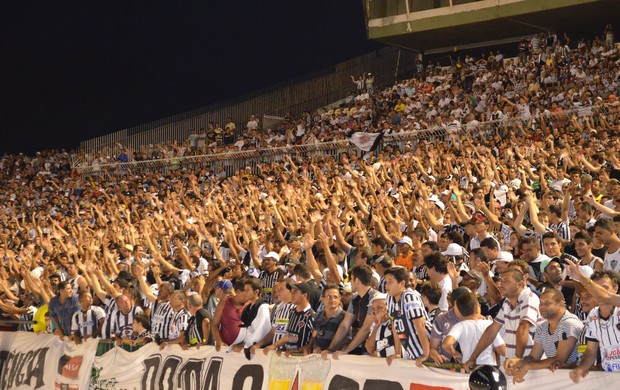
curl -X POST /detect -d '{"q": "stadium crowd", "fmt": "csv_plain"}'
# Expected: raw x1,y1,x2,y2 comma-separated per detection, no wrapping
2,29,620,383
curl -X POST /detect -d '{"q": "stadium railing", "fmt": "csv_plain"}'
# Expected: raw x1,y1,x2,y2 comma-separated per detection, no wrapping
76,103,615,179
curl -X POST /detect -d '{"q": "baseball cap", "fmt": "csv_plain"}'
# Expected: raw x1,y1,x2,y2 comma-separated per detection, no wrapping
342,282,353,293
460,269,483,283
368,293,387,307
286,257,300,266
540,257,563,273
470,212,488,224
428,195,446,211
442,243,464,257
396,236,413,247
264,251,280,262
290,282,313,296
495,251,514,263
216,279,233,291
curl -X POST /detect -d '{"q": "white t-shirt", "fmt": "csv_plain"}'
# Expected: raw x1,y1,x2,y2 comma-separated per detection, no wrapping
448,318,504,364
438,276,453,312
603,247,620,272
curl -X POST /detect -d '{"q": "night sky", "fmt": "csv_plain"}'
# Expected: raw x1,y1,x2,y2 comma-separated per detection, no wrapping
0,1,381,155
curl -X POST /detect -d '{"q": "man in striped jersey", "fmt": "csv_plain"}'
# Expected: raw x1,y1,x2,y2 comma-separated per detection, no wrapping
252,279,295,354
264,281,315,355
159,290,190,349
133,264,175,342
465,268,542,371
71,291,105,344
184,294,210,347
88,264,125,339
112,294,144,342
594,219,620,272
504,289,583,383
365,293,400,362
258,252,285,304
570,271,620,381
384,266,431,366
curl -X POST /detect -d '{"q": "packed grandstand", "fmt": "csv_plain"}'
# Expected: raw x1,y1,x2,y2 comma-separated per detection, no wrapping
2,28,620,385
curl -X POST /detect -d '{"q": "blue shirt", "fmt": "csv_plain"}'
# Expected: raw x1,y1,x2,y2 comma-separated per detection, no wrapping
48,294,80,336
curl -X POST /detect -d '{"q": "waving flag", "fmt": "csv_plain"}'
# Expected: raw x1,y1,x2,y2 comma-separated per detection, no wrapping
348,131,383,152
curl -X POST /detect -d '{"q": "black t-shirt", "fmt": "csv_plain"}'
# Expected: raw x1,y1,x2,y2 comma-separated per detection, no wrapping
306,280,322,311
592,246,608,260
185,308,210,345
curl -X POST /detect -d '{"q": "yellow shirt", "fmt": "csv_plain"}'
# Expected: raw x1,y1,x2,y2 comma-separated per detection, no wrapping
32,303,48,333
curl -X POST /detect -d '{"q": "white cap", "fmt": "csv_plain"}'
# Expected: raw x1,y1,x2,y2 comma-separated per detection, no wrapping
493,185,509,206
368,293,388,306
442,243,464,257
495,251,514,263
264,251,280,262
509,178,521,190
428,195,446,210
396,236,413,247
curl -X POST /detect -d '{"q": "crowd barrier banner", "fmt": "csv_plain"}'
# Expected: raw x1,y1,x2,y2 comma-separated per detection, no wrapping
90,343,619,390
1,331,618,389
0,332,98,390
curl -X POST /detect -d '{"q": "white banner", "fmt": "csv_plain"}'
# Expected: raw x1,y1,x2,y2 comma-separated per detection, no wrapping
0,332,617,389
0,332,98,390
91,343,620,390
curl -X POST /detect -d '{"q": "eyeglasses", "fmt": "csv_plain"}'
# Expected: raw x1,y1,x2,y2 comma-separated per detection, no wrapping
324,295,340,300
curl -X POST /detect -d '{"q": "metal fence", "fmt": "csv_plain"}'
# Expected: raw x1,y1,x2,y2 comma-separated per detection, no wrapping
77,47,418,160
77,103,616,179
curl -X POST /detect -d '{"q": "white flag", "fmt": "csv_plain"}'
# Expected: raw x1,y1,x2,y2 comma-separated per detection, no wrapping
347,131,383,152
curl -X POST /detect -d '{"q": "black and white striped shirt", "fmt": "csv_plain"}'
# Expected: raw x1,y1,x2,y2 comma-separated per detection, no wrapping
71,306,105,338
387,288,431,360
18,306,37,332
185,308,209,345
549,221,571,242
259,269,285,304
534,310,583,364
585,306,620,372
168,307,190,340
113,305,144,339
271,302,295,347
100,297,118,339
150,300,174,340
373,321,397,358
284,305,316,351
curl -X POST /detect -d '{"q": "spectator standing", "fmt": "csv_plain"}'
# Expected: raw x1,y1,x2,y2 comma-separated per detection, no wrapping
71,291,105,343
505,289,582,383
160,290,190,349
310,284,346,353
264,282,316,355
48,280,80,338
465,269,542,370
384,266,431,366
442,292,505,365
